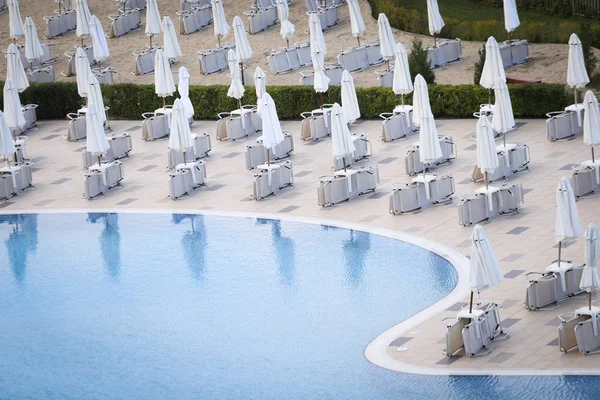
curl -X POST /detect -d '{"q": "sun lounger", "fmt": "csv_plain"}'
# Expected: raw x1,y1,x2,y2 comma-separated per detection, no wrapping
525,263,584,310
558,312,588,353
471,143,530,183
19,43,56,69
178,5,212,35
245,132,294,170
169,168,194,200
66,112,87,141
13,137,29,164
141,112,169,141
85,161,124,199
20,104,38,133
299,63,344,86
44,9,77,38
573,308,600,355
376,68,393,88
268,42,312,74
380,107,417,142
389,174,454,214
216,107,260,141
109,8,142,38
405,136,456,175
82,147,115,169
457,183,524,226
167,133,212,169
499,39,529,68
0,0,6,13
317,165,379,206
252,160,294,200
27,66,55,83
427,39,462,68
300,107,333,141
332,133,371,171
0,174,16,200
133,46,157,76
244,5,278,35
121,0,145,11
63,45,94,77
199,44,235,75
337,45,369,72
0,163,33,198
570,162,600,198
176,160,207,189
94,68,117,85
546,108,584,141
313,5,339,30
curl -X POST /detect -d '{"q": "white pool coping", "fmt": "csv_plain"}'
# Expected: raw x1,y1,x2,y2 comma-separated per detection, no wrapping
3,208,598,377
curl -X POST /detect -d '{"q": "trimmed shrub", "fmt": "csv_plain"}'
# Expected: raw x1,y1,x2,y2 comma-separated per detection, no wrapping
408,38,436,84
0,82,570,121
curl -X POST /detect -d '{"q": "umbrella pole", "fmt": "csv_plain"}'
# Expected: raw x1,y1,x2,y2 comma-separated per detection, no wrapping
238,99,243,112
343,157,347,172
386,59,390,72
509,31,513,65
503,131,506,147
240,62,245,85
319,92,324,108
97,155,102,167
217,36,221,48
357,36,361,47
286,38,289,49
81,38,84,48
488,88,492,107
401,94,405,107
590,292,593,310
593,146,596,162
433,34,437,48
183,151,187,165
469,291,474,313
558,241,562,267
267,148,271,166
163,97,166,109
485,172,489,191
149,35,153,49
574,87,578,107
423,163,427,184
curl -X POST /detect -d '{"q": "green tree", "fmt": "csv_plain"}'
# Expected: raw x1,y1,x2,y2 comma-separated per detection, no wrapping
473,44,486,84
408,38,436,84
580,23,598,78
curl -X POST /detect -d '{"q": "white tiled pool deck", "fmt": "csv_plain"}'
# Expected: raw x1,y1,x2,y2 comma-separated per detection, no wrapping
6,116,600,374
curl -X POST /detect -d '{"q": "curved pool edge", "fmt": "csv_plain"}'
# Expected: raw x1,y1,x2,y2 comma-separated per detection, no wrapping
4,208,595,377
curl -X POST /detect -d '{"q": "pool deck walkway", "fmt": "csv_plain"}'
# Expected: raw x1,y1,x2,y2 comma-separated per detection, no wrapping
5,116,600,375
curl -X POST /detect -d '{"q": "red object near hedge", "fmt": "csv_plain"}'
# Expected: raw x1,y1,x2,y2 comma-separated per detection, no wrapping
506,75,543,84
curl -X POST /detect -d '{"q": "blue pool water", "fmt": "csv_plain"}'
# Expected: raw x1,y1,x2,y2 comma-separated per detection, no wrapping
0,213,598,400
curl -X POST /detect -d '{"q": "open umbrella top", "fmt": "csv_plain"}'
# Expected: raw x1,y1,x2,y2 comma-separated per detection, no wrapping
178,67,194,120
85,102,110,156
2,79,26,130
331,102,356,159
5,43,29,93
90,15,110,62
154,48,175,98
480,36,506,89
309,12,326,56
555,176,582,245
76,0,93,38
311,45,330,94
8,0,25,39
341,70,360,124
412,74,431,127
568,34,590,89
260,93,285,151
392,43,413,96
503,0,520,33
377,13,396,60
169,99,194,153
227,49,244,100
277,0,295,41
426,0,445,36
476,115,499,174
163,16,182,59
0,111,17,159
145,0,163,36
469,224,504,292
212,0,230,40
24,16,44,62
233,16,253,62
491,78,515,135
419,109,442,164
583,90,600,148
581,223,600,294
347,0,366,39
75,46,93,98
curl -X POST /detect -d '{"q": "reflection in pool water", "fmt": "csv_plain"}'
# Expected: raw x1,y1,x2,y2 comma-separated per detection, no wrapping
0,213,598,400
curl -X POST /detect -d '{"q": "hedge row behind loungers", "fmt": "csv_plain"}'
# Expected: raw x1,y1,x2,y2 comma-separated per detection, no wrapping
0,82,570,121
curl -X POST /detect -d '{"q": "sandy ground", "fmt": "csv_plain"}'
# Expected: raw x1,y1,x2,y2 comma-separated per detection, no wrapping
0,0,597,87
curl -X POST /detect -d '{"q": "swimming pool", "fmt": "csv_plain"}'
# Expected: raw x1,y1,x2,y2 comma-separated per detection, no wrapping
0,213,598,400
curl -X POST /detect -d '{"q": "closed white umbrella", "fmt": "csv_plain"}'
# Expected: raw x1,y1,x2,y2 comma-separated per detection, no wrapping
3,79,26,136
426,0,445,46
75,46,93,98
162,16,182,59
254,66,267,116
169,99,194,163
378,13,395,71
419,109,442,192
392,43,413,105
177,67,194,120
88,75,107,125
309,12,326,56
568,33,591,125
5,43,29,93
8,0,25,40
24,17,44,64
412,74,431,127
480,36,506,104
492,77,515,147
556,176,582,267
76,0,92,42
0,111,17,165
341,70,360,124
145,0,162,48
86,103,110,167
260,92,285,165
312,45,329,105
277,0,295,47
212,0,229,47
155,48,176,108
227,49,244,110
583,90,600,161
468,224,504,313
331,102,355,171
476,115,499,190
347,0,366,46
503,0,520,33
233,16,252,85
90,15,110,64
581,223,600,310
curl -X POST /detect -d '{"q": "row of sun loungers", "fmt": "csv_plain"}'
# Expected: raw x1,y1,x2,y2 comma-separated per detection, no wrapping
405,135,456,175
559,307,600,355
178,4,212,35
216,106,261,141
427,39,463,68
457,183,524,226
299,64,343,86
167,133,212,169
268,43,312,74
546,107,584,141
380,106,417,141
244,3,278,35
199,44,236,75
471,143,530,183
245,133,294,170
0,162,34,200
169,160,208,199
44,9,76,39
109,8,142,38
84,161,125,199
337,41,384,72
317,165,379,206
390,174,454,214
252,160,295,200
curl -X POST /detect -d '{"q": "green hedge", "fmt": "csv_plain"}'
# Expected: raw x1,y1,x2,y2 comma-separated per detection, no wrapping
0,82,570,120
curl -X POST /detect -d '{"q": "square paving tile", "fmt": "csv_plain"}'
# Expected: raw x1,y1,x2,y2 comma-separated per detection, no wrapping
446,302,467,311
278,206,300,213
293,158,314,165
506,226,529,235
504,269,525,279
143,153,161,160
389,337,413,347
370,192,388,199
125,125,142,132
488,352,515,363
547,338,559,346
206,184,226,191
137,165,158,172
501,318,520,328
436,355,462,365
463,144,477,151
222,152,241,159
545,317,562,327
501,299,519,308
57,166,77,173
40,134,60,140
560,164,578,170
457,178,472,185
282,191,302,199
359,215,381,223
294,170,312,178
377,157,397,165
122,185,144,192
545,151,565,158
33,199,55,206
51,178,72,185
515,122,528,128
52,127,65,132
0,202,15,209
502,253,525,262
31,156,47,162
116,198,137,205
